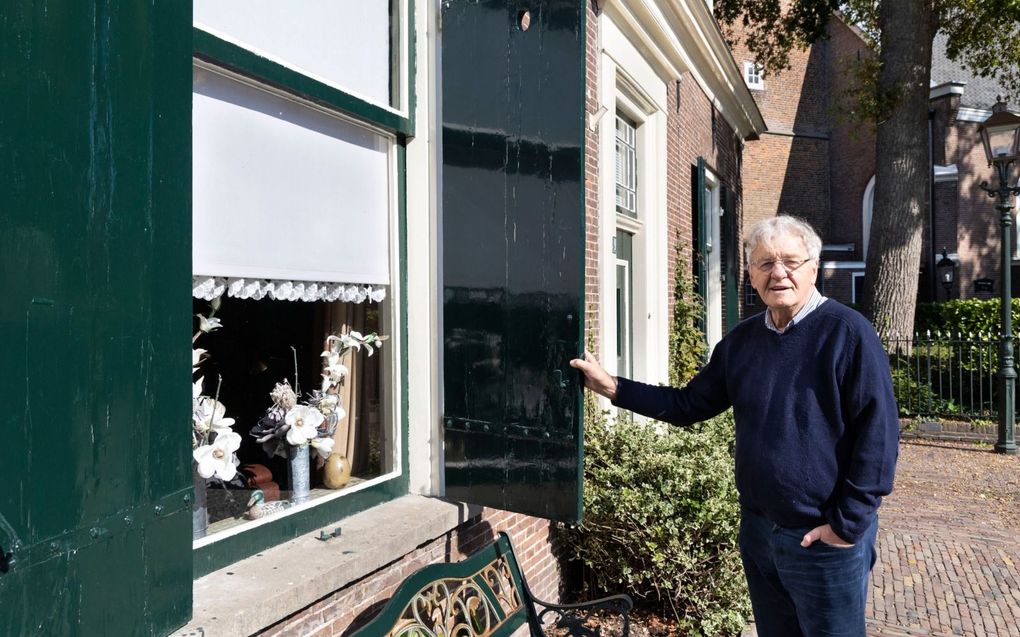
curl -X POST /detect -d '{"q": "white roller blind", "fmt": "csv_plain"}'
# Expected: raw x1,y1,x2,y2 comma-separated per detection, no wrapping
194,1,392,107
193,65,391,287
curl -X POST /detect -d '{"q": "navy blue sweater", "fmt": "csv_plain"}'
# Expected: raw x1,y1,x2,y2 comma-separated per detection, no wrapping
613,301,899,543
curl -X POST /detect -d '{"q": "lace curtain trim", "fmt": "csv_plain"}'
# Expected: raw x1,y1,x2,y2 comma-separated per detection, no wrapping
192,276,387,303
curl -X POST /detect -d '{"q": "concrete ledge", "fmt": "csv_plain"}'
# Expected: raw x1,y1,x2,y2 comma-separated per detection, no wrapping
172,495,482,637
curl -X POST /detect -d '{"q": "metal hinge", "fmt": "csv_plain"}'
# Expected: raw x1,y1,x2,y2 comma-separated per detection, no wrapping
0,487,190,575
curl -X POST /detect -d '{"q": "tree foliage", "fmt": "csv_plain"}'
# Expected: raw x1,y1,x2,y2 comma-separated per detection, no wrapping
669,239,707,387
715,0,1020,340
717,0,1020,100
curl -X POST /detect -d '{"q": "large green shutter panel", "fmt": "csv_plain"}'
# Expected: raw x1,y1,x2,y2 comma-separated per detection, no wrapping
441,0,586,522
0,2,193,635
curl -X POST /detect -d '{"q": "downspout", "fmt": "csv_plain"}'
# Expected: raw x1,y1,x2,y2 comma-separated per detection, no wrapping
929,109,937,301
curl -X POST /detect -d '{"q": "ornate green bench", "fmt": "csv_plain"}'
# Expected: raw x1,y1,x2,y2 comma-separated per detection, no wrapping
348,532,632,637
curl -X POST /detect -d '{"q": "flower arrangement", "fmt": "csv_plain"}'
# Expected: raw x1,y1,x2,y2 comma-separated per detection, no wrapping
251,331,386,459
192,303,242,481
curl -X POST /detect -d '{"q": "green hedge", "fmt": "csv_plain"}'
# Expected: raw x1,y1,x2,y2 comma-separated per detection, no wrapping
915,299,1020,337
558,411,750,637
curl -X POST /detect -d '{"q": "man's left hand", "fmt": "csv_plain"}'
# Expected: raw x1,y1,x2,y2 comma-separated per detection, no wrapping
801,524,853,548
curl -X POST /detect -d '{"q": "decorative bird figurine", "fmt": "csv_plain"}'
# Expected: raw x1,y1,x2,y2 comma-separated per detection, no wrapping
244,489,291,520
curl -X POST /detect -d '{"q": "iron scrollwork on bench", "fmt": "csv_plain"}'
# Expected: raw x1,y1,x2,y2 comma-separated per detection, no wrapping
348,531,632,637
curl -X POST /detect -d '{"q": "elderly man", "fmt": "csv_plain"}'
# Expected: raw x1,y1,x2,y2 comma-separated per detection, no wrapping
571,216,898,637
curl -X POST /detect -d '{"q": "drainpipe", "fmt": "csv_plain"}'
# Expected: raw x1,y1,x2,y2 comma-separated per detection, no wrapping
929,109,937,301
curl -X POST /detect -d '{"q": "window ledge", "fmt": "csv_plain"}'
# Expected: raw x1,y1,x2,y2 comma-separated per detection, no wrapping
171,495,482,637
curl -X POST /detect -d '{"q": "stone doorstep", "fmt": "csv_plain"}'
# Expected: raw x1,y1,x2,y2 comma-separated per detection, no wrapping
172,495,482,637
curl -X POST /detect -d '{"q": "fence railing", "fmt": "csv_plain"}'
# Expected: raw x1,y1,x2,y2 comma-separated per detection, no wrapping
884,332,1006,420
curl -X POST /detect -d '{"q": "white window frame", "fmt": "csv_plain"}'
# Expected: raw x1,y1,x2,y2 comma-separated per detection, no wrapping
598,21,670,400
743,61,764,90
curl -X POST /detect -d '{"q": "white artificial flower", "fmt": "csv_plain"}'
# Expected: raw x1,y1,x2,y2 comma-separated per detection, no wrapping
316,394,344,419
192,348,206,373
196,314,223,333
325,360,349,381
310,436,335,459
285,405,324,446
193,430,242,481
193,377,204,399
194,397,236,435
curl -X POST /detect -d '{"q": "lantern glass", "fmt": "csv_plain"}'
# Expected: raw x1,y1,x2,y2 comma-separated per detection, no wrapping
980,111,1020,164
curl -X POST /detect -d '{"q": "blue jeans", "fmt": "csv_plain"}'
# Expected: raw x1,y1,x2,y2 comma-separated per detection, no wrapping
739,508,878,637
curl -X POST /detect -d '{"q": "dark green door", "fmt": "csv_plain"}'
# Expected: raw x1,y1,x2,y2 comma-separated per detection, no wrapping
0,3,193,634
442,0,586,522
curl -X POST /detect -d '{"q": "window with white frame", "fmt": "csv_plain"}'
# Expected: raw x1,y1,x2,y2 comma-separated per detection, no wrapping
190,2,407,548
616,114,639,217
743,61,764,90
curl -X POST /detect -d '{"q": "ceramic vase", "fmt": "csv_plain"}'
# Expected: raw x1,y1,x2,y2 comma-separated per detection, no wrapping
322,452,352,489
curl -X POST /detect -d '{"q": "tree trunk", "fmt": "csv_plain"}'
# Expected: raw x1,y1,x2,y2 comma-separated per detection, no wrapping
861,0,937,341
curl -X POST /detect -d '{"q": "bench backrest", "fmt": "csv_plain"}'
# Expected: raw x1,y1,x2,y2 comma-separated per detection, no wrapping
348,532,542,637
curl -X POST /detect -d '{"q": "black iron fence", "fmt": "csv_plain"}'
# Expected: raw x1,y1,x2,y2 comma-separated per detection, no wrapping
884,332,1004,419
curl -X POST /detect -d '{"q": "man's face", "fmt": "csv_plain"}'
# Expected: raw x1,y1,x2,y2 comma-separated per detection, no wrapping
748,234,818,318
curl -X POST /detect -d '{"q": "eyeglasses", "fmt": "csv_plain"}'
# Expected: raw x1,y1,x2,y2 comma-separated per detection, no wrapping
750,258,814,274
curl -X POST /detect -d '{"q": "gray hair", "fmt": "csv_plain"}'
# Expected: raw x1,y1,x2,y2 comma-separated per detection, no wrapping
744,216,823,264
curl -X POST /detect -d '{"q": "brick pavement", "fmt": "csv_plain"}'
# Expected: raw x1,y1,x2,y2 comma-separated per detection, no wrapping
745,439,1020,637
867,440,1020,637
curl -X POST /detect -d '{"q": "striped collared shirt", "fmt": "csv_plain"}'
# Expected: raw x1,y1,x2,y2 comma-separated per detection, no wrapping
765,287,827,334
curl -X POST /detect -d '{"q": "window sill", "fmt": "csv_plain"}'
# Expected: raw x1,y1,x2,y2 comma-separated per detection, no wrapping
171,495,482,637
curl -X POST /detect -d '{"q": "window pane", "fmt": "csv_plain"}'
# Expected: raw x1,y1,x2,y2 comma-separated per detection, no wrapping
193,296,392,537
194,1,400,108
615,115,637,216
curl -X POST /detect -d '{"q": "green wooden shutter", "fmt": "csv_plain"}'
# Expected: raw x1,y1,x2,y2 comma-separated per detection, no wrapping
692,158,709,347
441,0,586,522
0,3,193,635
722,186,740,331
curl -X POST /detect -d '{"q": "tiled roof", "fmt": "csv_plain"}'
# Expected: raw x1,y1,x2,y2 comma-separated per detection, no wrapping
931,33,1010,110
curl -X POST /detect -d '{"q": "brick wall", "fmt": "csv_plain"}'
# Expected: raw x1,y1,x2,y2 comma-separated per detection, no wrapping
826,18,875,255
256,510,563,637
941,110,1006,300
667,73,745,318
732,14,876,305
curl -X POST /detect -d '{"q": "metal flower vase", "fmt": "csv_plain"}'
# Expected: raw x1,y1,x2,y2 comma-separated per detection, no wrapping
192,465,208,540
288,444,311,504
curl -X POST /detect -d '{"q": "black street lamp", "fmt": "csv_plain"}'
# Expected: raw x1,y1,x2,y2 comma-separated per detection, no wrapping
936,248,955,298
979,100,1020,455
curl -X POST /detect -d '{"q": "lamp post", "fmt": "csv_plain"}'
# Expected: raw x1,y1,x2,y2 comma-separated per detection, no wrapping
979,101,1020,455
936,248,955,298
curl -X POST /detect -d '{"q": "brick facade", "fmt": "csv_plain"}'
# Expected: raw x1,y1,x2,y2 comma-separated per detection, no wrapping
732,15,876,306
666,75,746,319
931,93,1017,301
